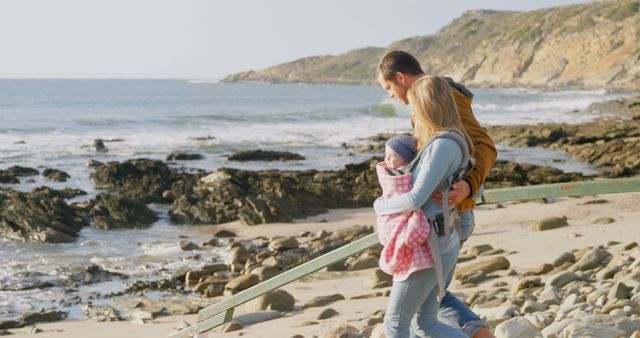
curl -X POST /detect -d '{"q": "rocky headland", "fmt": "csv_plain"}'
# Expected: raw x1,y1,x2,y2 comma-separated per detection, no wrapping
223,0,640,91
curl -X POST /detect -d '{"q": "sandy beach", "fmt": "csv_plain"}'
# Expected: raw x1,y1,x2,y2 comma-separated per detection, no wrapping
7,189,639,338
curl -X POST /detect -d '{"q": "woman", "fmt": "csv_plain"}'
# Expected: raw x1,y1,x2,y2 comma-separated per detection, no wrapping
374,75,474,338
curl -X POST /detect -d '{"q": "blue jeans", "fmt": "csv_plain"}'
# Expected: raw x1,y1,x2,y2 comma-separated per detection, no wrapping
384,239,466,338
437,210,489,337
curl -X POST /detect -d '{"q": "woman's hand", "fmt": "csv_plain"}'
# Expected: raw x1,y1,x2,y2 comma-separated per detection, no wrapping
432,180,470,207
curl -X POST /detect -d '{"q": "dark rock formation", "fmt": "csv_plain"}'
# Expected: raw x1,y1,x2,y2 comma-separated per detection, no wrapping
0,187,88,243
228,150,305,162
42,168,71,182
80,193,158,230
167,152,204,161
169,159,380,225
0,166,39,183
91,159,203,203
94,139,108,152
485,160,585,188
487,116,640,178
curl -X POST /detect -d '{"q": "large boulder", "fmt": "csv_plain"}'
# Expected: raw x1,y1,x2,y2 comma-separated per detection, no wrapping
0,187,87,243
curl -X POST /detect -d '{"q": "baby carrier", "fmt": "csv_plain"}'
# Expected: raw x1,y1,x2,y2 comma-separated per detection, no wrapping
406,130,474,299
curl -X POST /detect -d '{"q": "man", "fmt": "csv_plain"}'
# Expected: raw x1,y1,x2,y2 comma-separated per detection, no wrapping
376,50,497,338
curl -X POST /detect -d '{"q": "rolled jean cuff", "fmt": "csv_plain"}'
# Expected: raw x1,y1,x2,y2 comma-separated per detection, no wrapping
461,319,491,337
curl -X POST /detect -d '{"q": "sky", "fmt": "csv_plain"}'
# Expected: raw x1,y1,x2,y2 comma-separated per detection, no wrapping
0,0,591,79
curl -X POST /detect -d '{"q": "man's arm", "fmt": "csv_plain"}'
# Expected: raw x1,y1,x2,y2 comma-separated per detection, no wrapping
452,89,497,210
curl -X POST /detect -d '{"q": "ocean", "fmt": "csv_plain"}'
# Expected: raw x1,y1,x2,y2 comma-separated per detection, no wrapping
0,80,628,321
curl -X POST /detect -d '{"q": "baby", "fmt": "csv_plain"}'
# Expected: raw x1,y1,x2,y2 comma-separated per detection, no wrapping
376,134,432,282
384,134,418,174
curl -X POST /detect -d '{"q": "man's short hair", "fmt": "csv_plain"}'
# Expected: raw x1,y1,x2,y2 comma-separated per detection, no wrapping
377,50,424,82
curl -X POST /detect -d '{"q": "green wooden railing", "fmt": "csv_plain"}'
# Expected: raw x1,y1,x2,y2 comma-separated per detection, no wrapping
167,177,640,338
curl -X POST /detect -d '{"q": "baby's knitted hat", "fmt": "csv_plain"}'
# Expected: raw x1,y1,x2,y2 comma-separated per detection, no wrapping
385,134,417,163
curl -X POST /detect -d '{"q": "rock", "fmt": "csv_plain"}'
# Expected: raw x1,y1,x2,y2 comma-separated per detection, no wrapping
0,329,11,336
214,230,236,238
85,159,104,167
224,274,259,295
268,237,299,251
303,294,345,309
494,317,542,338
553,252,576,267
179,240,199,251
531,216,568,231
82,305,121,322
0,321,22,330
511,277,542,296
570,247,610,272
562,320,626,338
317,308,339,320
92,159,198,204
94,139,108,152
540,288,562,306
467,244,494,256
364,269,392,289
320,324,361,338
245,289,295,312
530,263,554,275
347,256,379,271
593,217,615,224
473,305,519,325
20,310,68,324
88,193,158,229
166,152,204,161
225,245,250,265
454,256,510,280
608,282,632,301
370,324,385,338
170,160,380,226
250,266,280,282
0,187,87,243
5,166,39,177
597,266,621,280
42,168,71,182
228,150,305,162
546,270,580,288
521,301,547,313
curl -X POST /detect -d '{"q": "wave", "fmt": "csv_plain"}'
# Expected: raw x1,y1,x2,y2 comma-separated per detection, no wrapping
187,79,220,84
365,102,397,117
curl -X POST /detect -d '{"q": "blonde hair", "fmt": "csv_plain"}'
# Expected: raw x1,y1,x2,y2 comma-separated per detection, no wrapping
408,75,475,155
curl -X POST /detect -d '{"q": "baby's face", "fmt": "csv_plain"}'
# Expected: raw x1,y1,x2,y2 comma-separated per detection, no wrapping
385,146,406,169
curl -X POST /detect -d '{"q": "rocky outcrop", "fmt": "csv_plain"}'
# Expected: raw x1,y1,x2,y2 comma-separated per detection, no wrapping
90,159,204,203
0,187,88,243
228,150,305,162
224,1,640,91
78,193,158,230
486,114,640,177
42,168,70,182
485,160,585,188
169,160,380,225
